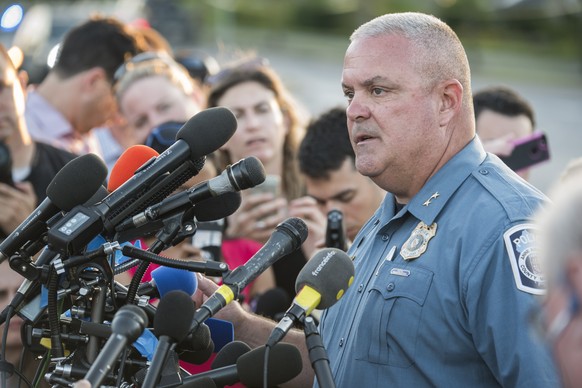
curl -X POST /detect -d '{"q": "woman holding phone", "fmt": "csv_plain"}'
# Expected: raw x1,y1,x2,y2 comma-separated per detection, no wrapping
206,55,309,299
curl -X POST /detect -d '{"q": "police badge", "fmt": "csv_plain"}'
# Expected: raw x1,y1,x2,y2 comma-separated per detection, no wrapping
503,224,545,295
401,221,437,260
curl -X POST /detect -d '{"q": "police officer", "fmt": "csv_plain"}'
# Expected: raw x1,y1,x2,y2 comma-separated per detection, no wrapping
193,12,559,387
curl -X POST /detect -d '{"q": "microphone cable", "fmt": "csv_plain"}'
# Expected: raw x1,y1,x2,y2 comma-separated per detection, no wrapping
262,343,272,388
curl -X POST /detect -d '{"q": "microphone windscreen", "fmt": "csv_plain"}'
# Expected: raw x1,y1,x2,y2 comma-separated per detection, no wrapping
211,340,251,369
276,217,308,251
237,343,302,387
254,287,290,320
178,107,236,159
184,376,217,388
194,191,241,222
151,266,198,297
154,290,195,342
108,145,159,192
295,248,355,309
46,153,108,211
205,318,234,352
234,156,266,189
179,337,215,365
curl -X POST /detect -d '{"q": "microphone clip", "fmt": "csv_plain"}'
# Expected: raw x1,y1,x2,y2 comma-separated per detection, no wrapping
9,253,44,282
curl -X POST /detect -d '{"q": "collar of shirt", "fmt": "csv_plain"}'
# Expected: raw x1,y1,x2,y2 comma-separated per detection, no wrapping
374,136,486,228
25,90,74,140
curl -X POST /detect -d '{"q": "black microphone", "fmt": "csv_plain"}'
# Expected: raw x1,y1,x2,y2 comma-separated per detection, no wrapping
211,340,251,370
266,248,354,348
181,343,303,388
325,209,347,251
190,217,308,331
0,153,107,264
114,190,241,244
47,107,237,255
176,322,215,365
117,156,265,232
254,287,290,321
84,304,148,387
142,290,196,388
0,141,14,186
190,192,241,261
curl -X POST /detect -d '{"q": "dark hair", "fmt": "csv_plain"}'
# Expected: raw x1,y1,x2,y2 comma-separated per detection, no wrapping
53,16,140,82
207,58,306,200
299,107,354,180
473,86,536,128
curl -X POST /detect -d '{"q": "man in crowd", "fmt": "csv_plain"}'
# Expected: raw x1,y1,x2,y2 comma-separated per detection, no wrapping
474,85,539,181
0,44,76,238
289,107,385,257
25,16,141,157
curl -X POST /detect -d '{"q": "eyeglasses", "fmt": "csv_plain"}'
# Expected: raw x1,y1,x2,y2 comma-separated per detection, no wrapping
529,289,580,346
113,51,175,83
205,56,270,86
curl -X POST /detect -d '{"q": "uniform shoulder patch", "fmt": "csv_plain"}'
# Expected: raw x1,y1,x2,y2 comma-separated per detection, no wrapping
503,224,545,295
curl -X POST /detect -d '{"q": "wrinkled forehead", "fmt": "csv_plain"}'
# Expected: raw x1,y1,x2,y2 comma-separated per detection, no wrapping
342,34,418,86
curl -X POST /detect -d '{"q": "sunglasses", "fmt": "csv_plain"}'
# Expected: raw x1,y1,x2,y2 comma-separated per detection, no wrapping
113,51,176,83
144,121,184,154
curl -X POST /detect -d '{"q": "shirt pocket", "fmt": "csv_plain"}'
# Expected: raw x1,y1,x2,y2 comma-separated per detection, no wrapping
355,265,433,367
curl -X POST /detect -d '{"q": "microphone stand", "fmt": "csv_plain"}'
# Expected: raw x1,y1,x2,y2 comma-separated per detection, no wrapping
303,316,336,388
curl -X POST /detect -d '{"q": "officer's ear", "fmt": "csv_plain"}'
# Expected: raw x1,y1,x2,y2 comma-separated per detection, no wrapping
437,79,463,128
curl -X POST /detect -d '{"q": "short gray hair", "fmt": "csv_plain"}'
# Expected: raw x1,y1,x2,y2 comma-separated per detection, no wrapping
535,173,582,289
351,12,472,100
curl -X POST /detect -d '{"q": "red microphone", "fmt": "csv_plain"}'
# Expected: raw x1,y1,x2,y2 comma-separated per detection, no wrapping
108,145,159,192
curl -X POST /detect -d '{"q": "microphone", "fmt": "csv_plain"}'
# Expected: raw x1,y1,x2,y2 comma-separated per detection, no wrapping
266,248,354,348
116,156,265,231
142,290,196,388
0,153,108,263
254,287,291,321
47,107,237,255
211,340,251,370
190,217,308,330
176,322,215,365
114,191,241,244
181,343,303,388
325,209,347,251
0,183,110,325
107,144,159,192
84,304,148,387
184,377,217,388
137,266,198,299
190,192,242,262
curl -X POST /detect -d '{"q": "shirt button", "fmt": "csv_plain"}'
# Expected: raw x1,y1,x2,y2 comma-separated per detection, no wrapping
357,284,364,292
339,338,344,347
479,169,489,175
386,282,395,292
381,234,390,241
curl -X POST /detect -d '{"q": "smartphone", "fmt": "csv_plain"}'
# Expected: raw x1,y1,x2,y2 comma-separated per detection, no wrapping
499,131,550,172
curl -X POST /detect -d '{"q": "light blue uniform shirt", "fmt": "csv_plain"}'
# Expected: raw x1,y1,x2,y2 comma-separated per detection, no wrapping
317,138,558,387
